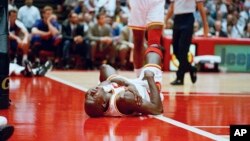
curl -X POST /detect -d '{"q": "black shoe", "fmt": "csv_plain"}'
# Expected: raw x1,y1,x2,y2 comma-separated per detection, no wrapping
21,60,34,77
36,60,53,76
33,59,41,68
0,125,14,141
170,79,184,85
190,66,197,84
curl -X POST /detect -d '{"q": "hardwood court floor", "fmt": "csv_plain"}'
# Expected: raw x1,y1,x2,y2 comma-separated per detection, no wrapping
0,71,250,141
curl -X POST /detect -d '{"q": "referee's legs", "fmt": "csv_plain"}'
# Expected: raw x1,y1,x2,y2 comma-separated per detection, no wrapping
171,14,194,85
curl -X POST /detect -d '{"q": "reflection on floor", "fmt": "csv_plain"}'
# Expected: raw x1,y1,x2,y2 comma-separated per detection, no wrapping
0,71,249,141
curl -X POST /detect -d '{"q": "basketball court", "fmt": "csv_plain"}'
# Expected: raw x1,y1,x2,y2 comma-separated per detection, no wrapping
0,70,249,141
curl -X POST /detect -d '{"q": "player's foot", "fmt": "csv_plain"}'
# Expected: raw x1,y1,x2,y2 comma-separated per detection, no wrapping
0,125,14,141
36,60,53,76
190,66,197,84
21,60,33,77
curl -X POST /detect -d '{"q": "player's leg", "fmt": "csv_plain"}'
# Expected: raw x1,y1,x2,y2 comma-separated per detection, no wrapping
127,0,147,77
33,60,53,76
145,0,165,66
19,38,30,65
99,64,117,82
132,29,145,71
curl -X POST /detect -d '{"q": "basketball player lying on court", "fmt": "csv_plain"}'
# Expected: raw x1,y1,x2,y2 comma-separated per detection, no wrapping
85,45,164,117
9,60,53,77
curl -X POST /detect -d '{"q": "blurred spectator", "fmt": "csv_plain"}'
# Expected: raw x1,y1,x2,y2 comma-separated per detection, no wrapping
31,6,61,65
227,4,236,14
204,7,215,28
8,0,17,11
88,12,115,68
98,0,116,17
61,12,91,69
8,9,30,65
111,12,127,38
222,14,234,33
17,0,41,32
227,24,233,37
244,22,250,38
231,15,245,38
212,20,228,37
78,12,94,34
233,0,245,12
115,0,130,18
84,0,96,13
215,10,224,21
64,0,78,8
74,0,86,14
238,1,250,32
193,21,202,36
215,0,228,17
116,15,133,70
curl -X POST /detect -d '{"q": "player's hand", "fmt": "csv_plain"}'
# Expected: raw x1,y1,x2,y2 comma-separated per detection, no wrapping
203,24,210,38
86,87,98,96
125,86,142,106
143,70,154,79
74,36,83,44
47,14,57,23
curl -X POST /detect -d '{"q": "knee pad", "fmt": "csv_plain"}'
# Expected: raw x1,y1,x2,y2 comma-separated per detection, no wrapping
145,44,164,59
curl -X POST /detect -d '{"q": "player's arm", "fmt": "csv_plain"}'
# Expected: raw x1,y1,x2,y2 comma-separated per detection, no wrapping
197,2,209,37
9,32,20,41
17,21,29,43
31,27,51,37
47,15,60,36
118,71,163,115
109,77,131,86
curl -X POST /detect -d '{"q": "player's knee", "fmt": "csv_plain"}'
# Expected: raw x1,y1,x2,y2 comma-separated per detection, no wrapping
145,44,163,59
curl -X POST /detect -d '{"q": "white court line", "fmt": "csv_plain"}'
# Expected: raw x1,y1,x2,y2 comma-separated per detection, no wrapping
220,135,229,138
193,126,229,128
153,115,229,141
45,74,88,92
45,74,229,141
163,93,250,97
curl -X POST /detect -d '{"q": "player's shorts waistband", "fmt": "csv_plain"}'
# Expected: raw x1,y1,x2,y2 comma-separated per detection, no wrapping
144,64,162,70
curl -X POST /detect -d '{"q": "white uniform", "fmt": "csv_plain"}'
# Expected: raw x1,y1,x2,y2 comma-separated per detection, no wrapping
170,0,204,15
102,66,163,116
128,0,165,30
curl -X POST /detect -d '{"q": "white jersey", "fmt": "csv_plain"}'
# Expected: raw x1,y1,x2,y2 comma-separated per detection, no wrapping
170,0,204,15
103,66,163,116
128,0,165,30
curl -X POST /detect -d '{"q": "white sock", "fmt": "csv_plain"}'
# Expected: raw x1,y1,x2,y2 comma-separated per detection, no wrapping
32,68,39,75
12,64,24,75
134,68,142,78
0,116,7,126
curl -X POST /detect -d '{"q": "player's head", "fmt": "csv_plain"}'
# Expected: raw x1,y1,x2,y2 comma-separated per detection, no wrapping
84,88,109,117
68,12,79,25
96,12,106,26
42,6,53,20
8,9,17,24
25,0,33,7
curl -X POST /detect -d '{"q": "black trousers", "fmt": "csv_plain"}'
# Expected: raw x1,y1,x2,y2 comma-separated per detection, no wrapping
172,13,194,80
